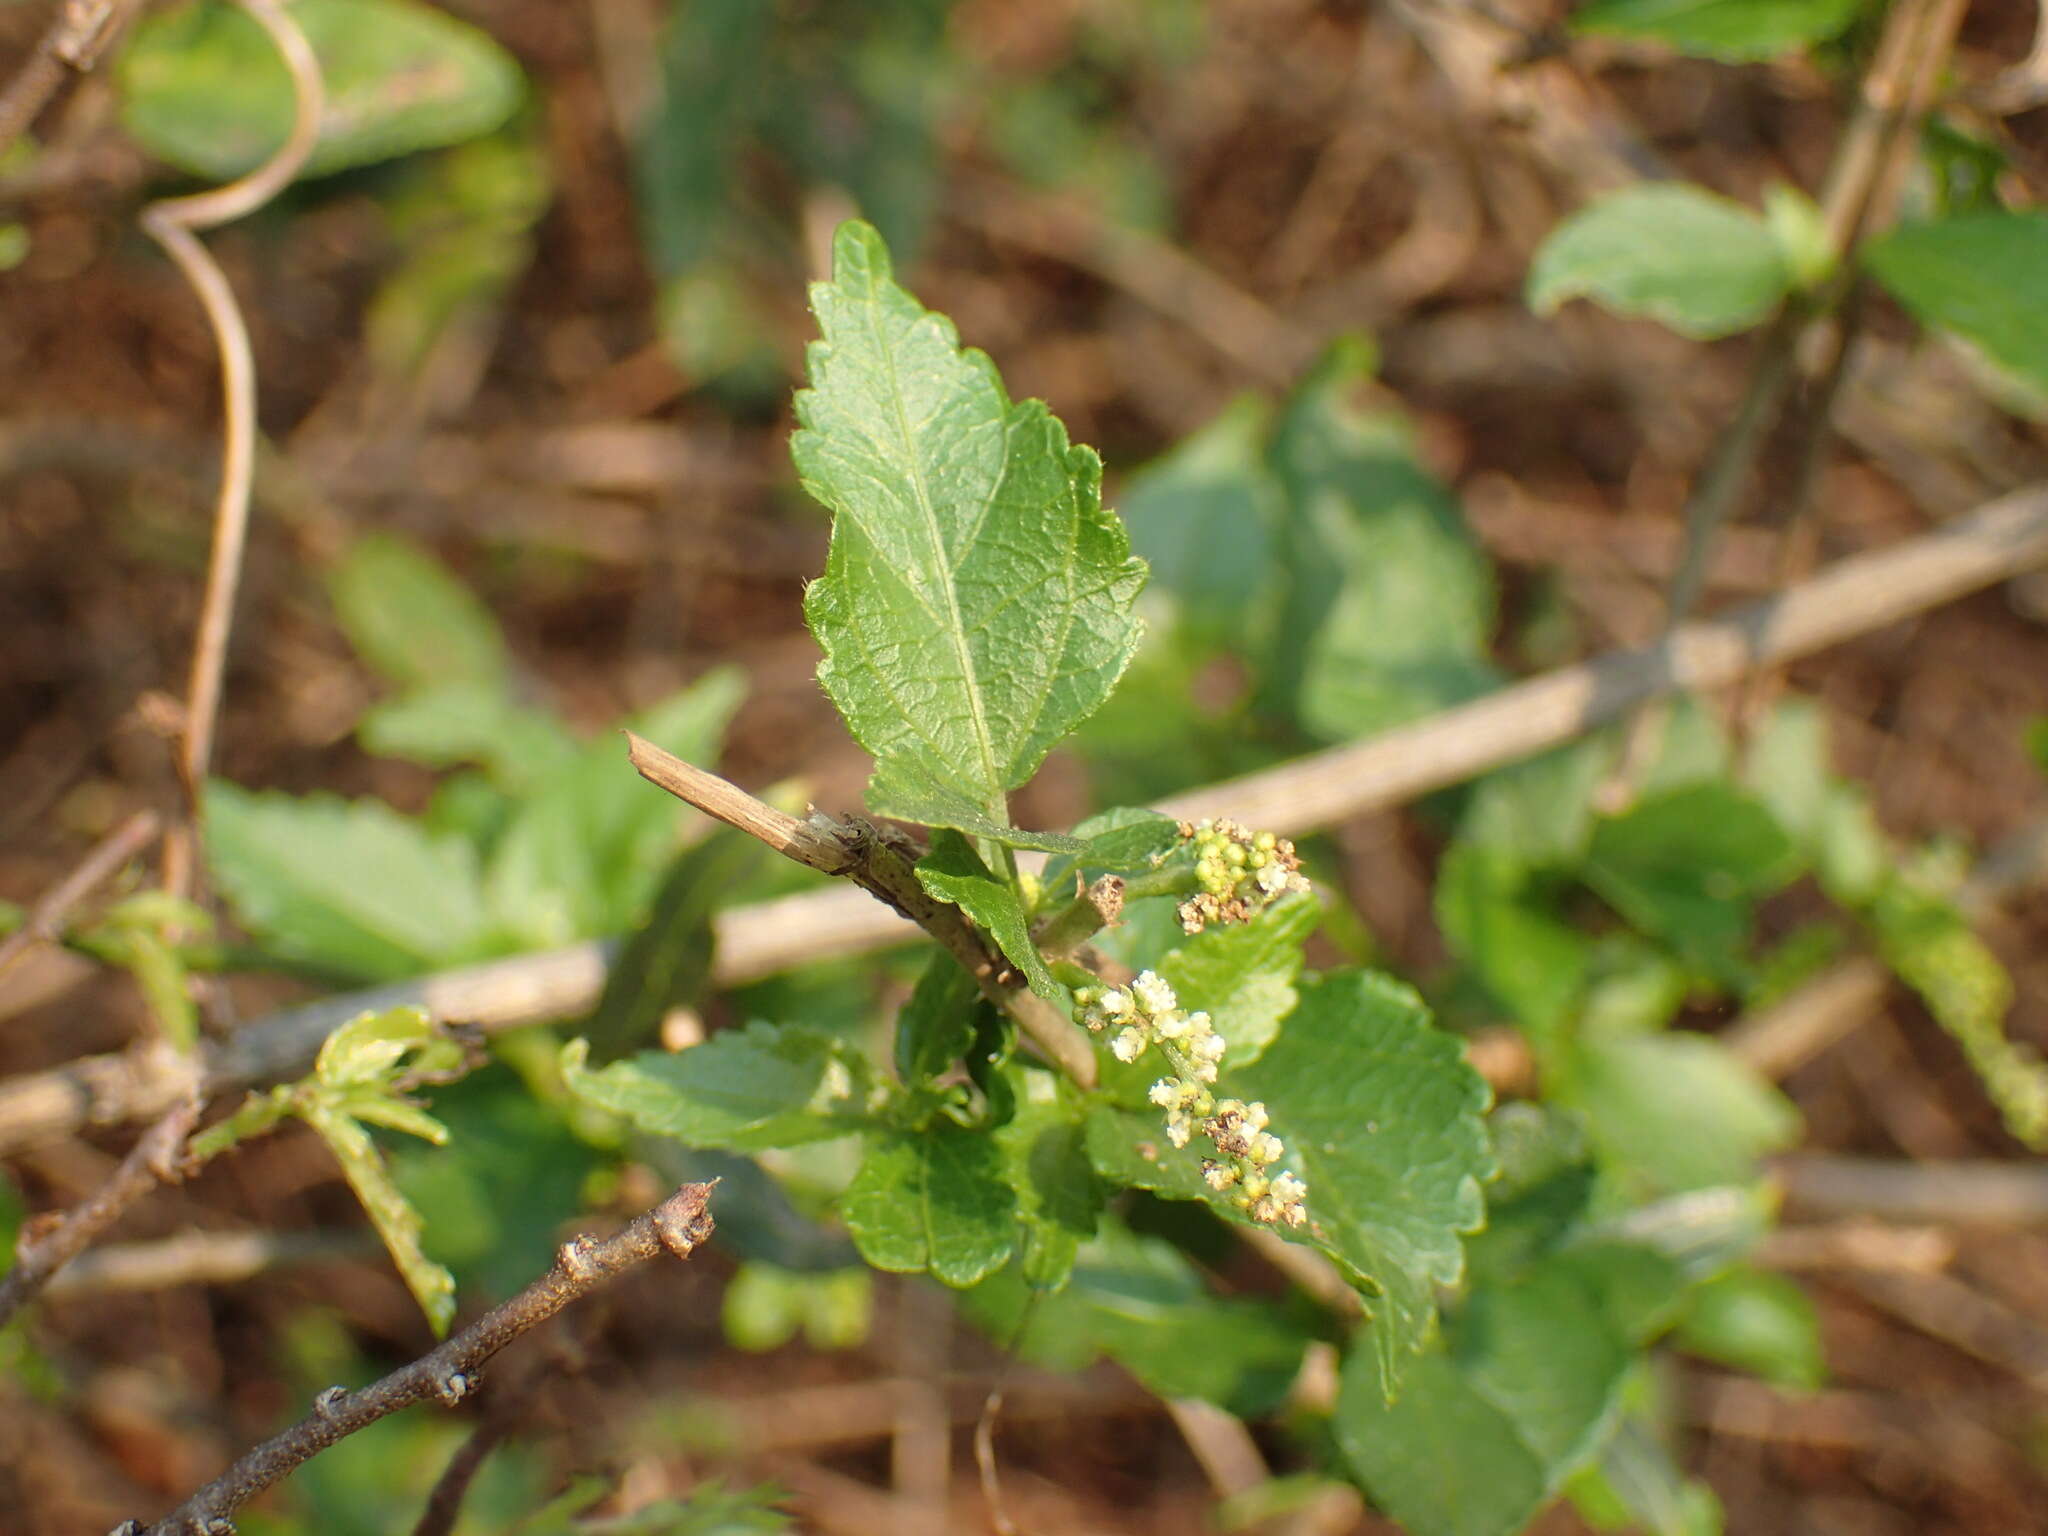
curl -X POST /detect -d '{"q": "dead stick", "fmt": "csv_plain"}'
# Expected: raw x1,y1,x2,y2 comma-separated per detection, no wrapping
123,1182,717,1536
0,808,160,982
625,734,1097,1088
0,1091,200,1328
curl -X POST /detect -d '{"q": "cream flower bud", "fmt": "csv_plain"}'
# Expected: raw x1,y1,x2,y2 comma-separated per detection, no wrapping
1112,1028,1146,1063
1133,971,1176,1016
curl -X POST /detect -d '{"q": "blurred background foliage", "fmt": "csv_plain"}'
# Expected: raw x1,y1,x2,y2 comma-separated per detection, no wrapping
5,0,2048,1532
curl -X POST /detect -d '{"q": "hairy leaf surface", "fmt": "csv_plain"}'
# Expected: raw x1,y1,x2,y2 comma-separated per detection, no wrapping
795,221,1146,842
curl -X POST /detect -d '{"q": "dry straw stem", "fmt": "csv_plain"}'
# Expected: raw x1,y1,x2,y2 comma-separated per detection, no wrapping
0,808,159,982
123,1181,718,1536
0,1090,200,1329
0,0,147,156
43,1225,370,1298
625,733,1098,1088
144,0,325,899
6,481,2048,1155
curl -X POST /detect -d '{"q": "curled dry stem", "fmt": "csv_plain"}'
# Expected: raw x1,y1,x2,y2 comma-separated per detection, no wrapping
143,0,325,899
123,1181,718,1536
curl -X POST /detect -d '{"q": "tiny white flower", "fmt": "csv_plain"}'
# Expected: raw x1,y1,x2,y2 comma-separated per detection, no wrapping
1252,1132,1285,1165
1149,1080,1179,1108
1133,971,1177,1017
1273,1172,1307,1203
1167,1116,1193,1149
1099,989,1132,1018
1192,1030,1226,1063
1112,1027,1146,1063
1154,1011,1189,1040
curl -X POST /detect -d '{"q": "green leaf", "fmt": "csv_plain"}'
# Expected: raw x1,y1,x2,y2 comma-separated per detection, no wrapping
314,1005,459,1090
1556,1033,1799,1194
206,783,492,981
1437,840,1591,1047
1675,1267,1824,1391
894,950,982,1085
485,669,746,945
302,1099,457,1335
1118,394,1281,646
958,1220,1313,1415
916,830,1065,1005
991,1069,1103,1289
841,1124,1016,1287
1039,807,1184,889
327,532,507,694
794,221,1147,841
1569,0,1864,60
583,832,763,1066
560,1025,878,1153
632,0,774,280
1156,891,1319,1065
1088,969,1493,1396
1460,739,1617,870
1863,211,2048,393
1334,1245,1678,1536
1529,184,1792,339
357,682,578,794
1868,875,2048,1148
1582,782,1799,984
1262,342,1497,741
118,0,524,181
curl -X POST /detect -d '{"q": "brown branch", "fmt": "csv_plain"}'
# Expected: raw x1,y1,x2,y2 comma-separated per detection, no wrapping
123,1181,717,1536
1777,1155,2048,1226
0,808,160,983
409,1417,512,1536
626,733,1098,1088
0,1091,201,1328
8,482,2048,1155
43,1225,371,1298
145,0,326,900
0,0,145,157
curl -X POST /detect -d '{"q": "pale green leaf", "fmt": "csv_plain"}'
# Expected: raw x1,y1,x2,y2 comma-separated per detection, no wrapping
1118,394,1281,645
327,532,507,695
206,783,493,981
1529,185,1791,339
794,221,1146,841
303,1101,456,1335
1675,1266,1824,1391
1557,1033,1799,1194
357,681,578,793
841,1125,1016,1287
1864,212,2048,392
1570,0,1865,60
1156,890,1319,1065
313,1005,443,1088
1436,840,1592,1047
118,0,524,181
560,1026,878,1153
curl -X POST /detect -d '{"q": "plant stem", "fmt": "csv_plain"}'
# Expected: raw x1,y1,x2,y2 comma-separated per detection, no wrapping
126,1182,718,1536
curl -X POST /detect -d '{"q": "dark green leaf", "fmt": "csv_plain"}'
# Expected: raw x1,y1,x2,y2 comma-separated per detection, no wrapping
120,0,525,181
560,1024,879,1153
1436,840,1591,1046
1569,0,1864,61
894,950,982,1085
1864,211,2048,392
841,1124,1016,1287
795,221,1146,842
584,831,763,1065
916,830,1065,1005
1582,782,1799,984
1334,1244,1677,1536
992,1070,1103,1289
1529,184,1791,339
